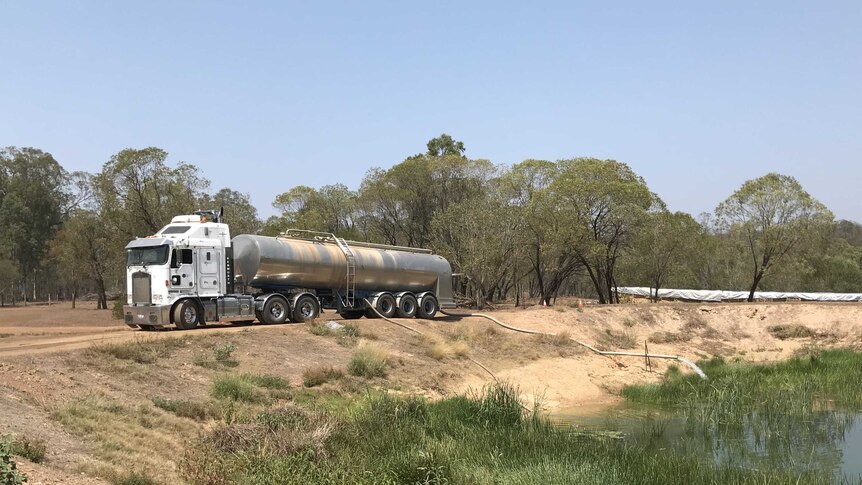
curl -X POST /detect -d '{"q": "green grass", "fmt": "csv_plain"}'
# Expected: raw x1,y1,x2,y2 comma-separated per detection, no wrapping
211,373,291,402
180,382,834,484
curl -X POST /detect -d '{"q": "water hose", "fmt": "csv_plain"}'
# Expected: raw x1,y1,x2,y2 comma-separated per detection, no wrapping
440,309,708,380
360,299,499,382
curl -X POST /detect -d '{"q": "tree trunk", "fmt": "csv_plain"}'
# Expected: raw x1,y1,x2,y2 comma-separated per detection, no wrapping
747,271,764,302
96,278,108,310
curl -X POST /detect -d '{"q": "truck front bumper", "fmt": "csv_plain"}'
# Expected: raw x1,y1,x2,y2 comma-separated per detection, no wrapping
124,304,171,328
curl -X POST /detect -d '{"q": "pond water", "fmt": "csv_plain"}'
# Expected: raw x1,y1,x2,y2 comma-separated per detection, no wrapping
551,403,862,482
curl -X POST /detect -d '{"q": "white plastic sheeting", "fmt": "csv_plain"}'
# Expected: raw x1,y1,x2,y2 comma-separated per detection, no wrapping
618,287,862,302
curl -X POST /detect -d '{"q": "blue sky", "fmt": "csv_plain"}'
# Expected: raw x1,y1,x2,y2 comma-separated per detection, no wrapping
1,1,859,221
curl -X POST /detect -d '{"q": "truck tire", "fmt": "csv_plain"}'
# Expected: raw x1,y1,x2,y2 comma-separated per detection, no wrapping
292,295,320,323
173,300,200,330
396,294,418,318
368,293,396,319
417,294,438,319
261,296,289,324
340,310,364,320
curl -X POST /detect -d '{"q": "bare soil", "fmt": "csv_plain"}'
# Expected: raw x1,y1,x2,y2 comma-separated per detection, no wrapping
1,300,860,483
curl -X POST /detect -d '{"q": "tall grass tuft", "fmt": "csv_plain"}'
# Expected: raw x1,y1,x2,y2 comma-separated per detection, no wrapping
348,345,387,378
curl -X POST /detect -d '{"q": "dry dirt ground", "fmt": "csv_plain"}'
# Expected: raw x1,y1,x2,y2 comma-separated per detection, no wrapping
0,300,861,483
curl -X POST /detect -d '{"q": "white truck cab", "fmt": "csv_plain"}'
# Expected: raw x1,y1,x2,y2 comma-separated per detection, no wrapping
123,210,251,329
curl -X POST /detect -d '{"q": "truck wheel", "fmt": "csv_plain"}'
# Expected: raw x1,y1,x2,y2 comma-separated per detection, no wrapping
262,296,289,324
369,293,396,319
292,295,320,323
340,310,364,320
417,294,438,319
173,300,200,330
396,294,418,318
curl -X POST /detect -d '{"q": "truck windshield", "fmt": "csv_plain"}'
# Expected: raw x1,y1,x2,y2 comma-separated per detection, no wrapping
127,245,170,266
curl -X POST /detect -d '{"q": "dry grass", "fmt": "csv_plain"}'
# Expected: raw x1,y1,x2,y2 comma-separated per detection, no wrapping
648,331,691,344
419,334,470,361
596,329,637,350
302,366,344,387
348,344,388,378
768,324,816,340
51,394,198,483
88,337,190,364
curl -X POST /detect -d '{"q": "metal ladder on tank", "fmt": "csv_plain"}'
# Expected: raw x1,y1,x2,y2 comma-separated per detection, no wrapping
333,237,357,308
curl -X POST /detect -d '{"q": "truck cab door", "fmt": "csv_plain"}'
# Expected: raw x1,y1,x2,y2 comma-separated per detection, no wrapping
197,248,221,293
170,248,196,290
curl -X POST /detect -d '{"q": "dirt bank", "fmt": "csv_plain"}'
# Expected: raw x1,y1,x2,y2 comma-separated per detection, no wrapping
0,301,860,482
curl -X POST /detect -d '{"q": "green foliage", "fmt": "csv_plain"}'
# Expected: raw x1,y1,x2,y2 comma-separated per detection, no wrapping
0,435,26,484
199,188,261,236
212,342,238,365
715,173,833,299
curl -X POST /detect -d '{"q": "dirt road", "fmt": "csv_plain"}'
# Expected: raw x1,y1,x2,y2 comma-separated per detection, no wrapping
0,301,298,356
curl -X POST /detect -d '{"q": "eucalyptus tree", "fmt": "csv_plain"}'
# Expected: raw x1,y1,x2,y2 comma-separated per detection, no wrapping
626,211,705,300
95,147,210,240
715,173,833,301
551,158,657,304
430,180,520,308
199,188,262,236
0,147,67,300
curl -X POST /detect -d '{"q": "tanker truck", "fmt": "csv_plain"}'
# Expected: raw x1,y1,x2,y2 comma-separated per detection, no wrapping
122,210,456,330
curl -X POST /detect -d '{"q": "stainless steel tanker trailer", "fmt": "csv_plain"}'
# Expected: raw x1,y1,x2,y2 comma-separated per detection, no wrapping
122,210,455,330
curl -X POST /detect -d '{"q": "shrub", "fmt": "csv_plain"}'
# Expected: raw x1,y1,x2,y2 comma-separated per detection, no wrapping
152,398,213,421
308,321,332,336
112,299,125,320
302,366,344,387
213,342,238,366
11,435,46,463
348,345,388,378
0,436,26,484
768,324,815,340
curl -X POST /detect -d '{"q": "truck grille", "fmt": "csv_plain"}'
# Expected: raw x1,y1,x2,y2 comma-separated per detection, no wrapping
132,272,152,304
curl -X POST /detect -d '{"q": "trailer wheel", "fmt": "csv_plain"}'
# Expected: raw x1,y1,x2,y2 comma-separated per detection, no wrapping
262,296,289,324
417,294,438,319
396,294,418,318
292,295,320,323
173,300,200,330
340,310,364,320
368,293,396,319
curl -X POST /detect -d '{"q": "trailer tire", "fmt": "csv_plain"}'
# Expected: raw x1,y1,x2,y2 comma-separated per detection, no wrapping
340,310,365,320
261,296,289,325
173,300,200,330
292,295,320,323
417,294,438,319
369,293,397,319
396,294,418,318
